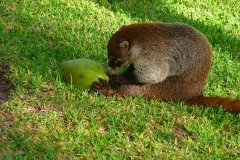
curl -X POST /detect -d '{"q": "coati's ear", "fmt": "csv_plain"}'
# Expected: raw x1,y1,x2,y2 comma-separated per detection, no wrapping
119,41,129,49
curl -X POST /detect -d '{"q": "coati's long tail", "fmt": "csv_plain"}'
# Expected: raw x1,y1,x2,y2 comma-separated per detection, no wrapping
186,96,240,113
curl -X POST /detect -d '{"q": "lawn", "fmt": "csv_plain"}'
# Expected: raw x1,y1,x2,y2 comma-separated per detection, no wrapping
0,0,240,159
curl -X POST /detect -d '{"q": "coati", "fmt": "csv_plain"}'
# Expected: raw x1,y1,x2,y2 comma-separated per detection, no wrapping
94,22,240,113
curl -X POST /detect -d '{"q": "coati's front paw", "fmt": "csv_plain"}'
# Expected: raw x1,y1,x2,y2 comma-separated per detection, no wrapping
92,79,112,96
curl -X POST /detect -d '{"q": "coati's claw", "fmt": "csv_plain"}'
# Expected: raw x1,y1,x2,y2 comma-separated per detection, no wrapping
92,79,111,96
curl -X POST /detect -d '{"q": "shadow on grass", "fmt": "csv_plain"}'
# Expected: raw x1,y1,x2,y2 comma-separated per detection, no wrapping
0,128,59,159
93,0,240,59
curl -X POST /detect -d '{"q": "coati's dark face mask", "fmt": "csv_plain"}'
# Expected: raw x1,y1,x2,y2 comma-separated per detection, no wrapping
107,40,131,76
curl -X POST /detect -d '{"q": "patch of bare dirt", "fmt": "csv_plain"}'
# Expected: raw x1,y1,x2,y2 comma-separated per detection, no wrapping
0,64,15,105
172,126,187,138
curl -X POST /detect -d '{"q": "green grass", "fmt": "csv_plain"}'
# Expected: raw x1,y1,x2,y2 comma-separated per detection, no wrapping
0,0,240,159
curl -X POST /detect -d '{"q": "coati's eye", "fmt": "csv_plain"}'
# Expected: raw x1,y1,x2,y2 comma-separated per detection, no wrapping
108,56,122,67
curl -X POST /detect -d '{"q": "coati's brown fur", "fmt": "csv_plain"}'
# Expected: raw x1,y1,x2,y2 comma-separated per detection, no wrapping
94,22,240,113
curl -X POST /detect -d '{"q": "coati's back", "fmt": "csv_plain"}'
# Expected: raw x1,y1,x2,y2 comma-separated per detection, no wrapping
107,22,212,87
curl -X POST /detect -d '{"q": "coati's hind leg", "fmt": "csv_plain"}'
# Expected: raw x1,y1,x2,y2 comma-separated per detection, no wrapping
93,77,205,100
